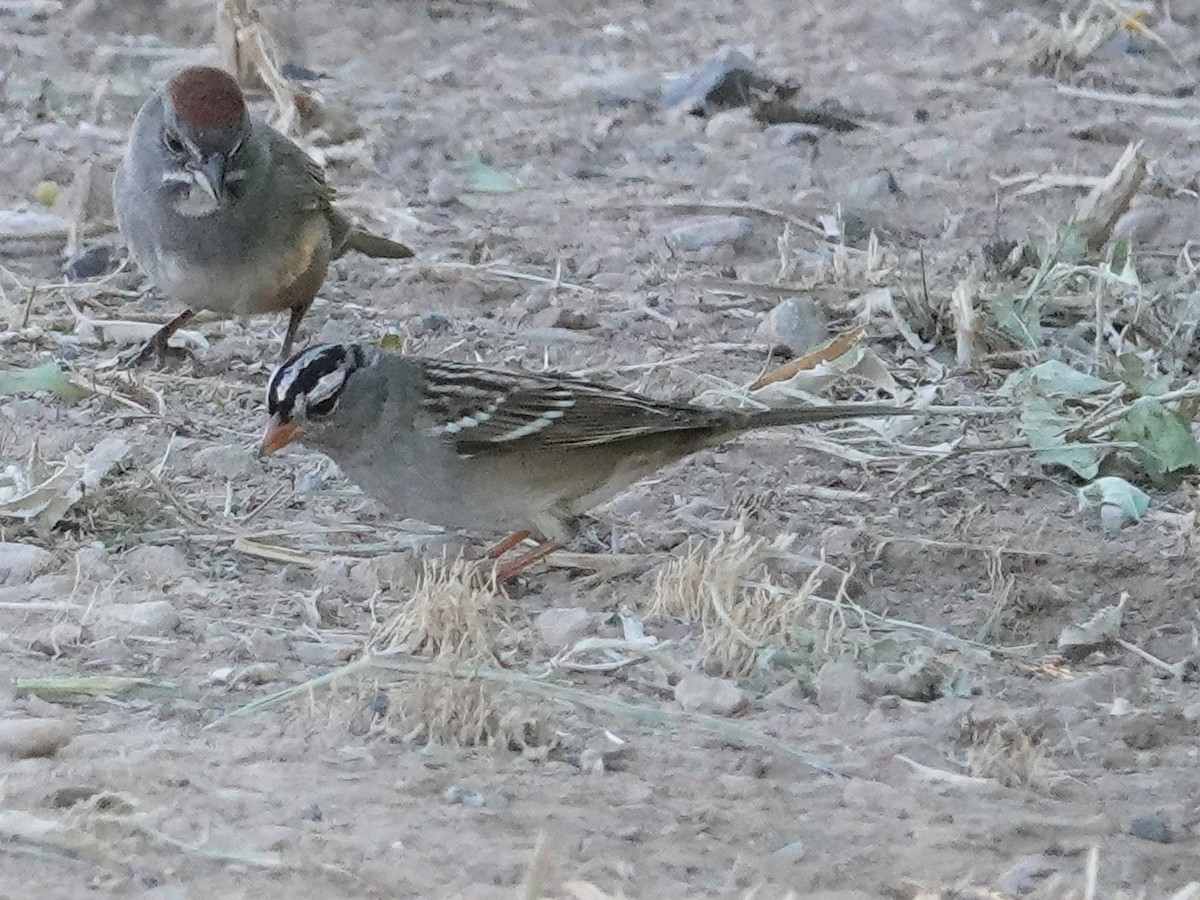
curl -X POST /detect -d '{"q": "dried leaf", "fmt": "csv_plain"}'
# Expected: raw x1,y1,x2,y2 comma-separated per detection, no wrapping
748,325,863,390
1058,594,1126,657
0,437,129,535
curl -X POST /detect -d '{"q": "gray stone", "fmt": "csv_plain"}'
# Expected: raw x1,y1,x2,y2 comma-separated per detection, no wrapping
704,108,757,143
1113,204,1169,244
814,658,868,713
0,543,54,585
0,717,71,758
534,607,594,652
666,216,751,251
192,443,252,480
756,297,829,355
123,545,187,587
96,600,179,636
427,171,461,206
73,545,114,582
661,45,768,112
674,672,748,716
766,123,827,145
293,641,356,667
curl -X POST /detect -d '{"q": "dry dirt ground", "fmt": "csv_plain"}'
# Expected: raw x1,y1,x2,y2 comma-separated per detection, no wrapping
2,0,1200,897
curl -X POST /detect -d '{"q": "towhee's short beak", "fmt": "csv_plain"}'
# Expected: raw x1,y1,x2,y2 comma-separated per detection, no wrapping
259,414,303,457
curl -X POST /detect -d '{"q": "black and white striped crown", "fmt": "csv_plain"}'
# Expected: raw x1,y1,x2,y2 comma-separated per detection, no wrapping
267,343,373,423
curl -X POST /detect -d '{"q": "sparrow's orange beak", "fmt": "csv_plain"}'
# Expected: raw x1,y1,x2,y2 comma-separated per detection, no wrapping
259,415,303,456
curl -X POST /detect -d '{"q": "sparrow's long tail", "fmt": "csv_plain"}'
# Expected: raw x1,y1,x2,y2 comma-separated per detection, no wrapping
343,228,414,260
734,403,915,430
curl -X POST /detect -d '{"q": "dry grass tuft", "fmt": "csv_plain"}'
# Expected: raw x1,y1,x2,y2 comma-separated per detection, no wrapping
383,674,544,749
646,524,821,678
370,556,503,663
364,557,536,748
1022,3,1119,79
960,706,1047,790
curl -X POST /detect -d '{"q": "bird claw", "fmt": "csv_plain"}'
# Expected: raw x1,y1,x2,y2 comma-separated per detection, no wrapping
125,334,194,369
125,310,198,369
492,540,559,583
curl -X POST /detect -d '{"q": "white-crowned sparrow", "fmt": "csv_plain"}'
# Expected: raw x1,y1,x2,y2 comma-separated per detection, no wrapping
113,65,413,362
260,343,914,573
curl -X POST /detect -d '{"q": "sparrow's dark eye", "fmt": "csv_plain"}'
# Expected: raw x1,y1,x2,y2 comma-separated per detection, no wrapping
163,132,186,155
306,394,339,418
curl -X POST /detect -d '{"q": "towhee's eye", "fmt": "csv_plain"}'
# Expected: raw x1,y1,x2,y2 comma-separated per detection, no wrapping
163,132,186,155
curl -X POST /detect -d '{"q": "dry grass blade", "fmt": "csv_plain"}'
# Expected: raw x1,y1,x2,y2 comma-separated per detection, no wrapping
232,536,323,567
1074,141,1146,250
950,276,978,367
521,831,555,900
214,0,309,134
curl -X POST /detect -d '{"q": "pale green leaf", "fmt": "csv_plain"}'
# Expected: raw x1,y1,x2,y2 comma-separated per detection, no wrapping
1116,397,1200,483
0,361,90,401
1077,476,1151,521
1020,396,1102,479
1001,360,1114,398
463,159,521,194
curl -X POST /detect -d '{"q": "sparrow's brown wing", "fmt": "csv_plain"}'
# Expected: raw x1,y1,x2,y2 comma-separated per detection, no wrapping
417,360,724,455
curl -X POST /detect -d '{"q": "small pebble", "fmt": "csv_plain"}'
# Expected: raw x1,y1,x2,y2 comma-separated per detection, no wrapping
292,642,354,667
1113,204,1169,244
192,444,252,480
814,658,868,712
0,718,71,758
64,244,117,281
73,545,114,581
417,313,450,334
444,786,487,807
771,840,806,863
231,662,283,687
704,108,756,143
300,803,323,822
1128,816,1173,844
